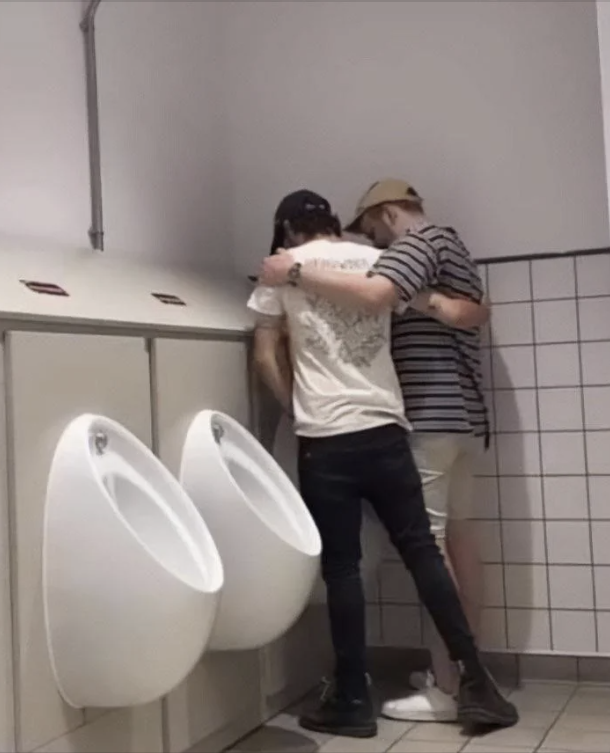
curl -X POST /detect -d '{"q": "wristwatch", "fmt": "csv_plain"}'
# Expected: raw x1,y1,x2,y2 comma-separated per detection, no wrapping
287,262,303,287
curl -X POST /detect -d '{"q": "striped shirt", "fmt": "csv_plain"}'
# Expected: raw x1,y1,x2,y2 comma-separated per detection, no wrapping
372,224,488,437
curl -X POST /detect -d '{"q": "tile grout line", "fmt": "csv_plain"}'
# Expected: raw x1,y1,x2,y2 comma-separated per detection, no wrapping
485,261,511,654
572,256,599,655
528,260,554,654
534,681,579,752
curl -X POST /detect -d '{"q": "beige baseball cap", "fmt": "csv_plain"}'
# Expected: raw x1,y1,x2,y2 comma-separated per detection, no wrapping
345,178,423,233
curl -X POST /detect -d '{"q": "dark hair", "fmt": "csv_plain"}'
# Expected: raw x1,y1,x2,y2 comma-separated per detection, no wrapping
277,210,341,251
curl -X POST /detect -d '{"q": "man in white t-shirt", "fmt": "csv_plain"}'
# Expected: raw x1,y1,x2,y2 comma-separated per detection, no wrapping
247,190,517,740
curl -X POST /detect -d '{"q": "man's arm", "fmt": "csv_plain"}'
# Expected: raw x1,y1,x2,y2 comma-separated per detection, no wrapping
253,318,293,415
260,252,398,314
247,284,293,414
412,290,491,329
259,241,490,327
260,236,438,314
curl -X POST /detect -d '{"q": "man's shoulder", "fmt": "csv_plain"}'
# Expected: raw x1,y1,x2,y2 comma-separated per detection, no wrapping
419,225,472,256
293,239,380,266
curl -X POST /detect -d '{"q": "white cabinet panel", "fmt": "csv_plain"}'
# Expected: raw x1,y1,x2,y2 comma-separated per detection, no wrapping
6,332,161,752
32,704,162,753
152,338,262,753
0,346,15,752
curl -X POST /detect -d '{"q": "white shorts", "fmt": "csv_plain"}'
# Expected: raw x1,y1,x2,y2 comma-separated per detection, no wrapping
410,433,482,540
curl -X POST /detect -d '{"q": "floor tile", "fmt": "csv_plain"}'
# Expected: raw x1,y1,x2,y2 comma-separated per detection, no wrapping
541,728,610,752
271,712,334,745
508,709,558,729
466,725,547,749
401,722,468,744
562,694,610,715
555,711,610,731
462,743,536,753
388,740,464,753
508,683,574,713
229,722,328,753
317,718,410,753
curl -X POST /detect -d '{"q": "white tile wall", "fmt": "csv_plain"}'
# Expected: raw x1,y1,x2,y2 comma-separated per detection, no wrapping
546,521,591,564
582,342,610,384
534,300,578,343
594,567,610,610
589,476,610,518
579,297,610,340
540,432,586,476
543,476,589,519
499,476,543,519
497,432,541,476
505,564,549,609
488,262,532,303
592,522,610,565
489,303,533,346
532,257,576,300
507,609,551,652
552,610,596,653
577,255,610,297
584,387,610,429
504,520,548,565
548,566,594,609
586,432,610,474
494,389,539,432
492,346,536,389
538,389,583,431
536,344,581,387
369,254,610,657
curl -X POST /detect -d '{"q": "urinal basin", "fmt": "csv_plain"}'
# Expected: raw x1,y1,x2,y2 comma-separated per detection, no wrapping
271,414,385,604
180,410,321,651
44,414,224,708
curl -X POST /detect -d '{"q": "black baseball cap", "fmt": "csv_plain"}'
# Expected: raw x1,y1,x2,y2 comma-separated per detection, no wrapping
270,189,333,254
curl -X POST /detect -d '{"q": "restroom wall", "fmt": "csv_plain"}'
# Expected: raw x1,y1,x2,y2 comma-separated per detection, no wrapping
222,0,609,273
1,1,608,272
0,1,230,271
367,252,610,666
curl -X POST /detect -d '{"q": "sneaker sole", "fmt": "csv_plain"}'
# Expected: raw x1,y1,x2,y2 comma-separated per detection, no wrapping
299,718,378,739
383,708,457,723
457,705,519,728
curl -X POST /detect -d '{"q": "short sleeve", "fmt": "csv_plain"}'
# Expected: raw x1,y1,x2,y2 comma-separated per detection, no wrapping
371,235,438,304
247,285,285,318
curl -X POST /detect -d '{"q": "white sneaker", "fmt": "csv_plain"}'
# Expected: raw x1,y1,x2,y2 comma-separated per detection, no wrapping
409,669,435,691
382,686,458,723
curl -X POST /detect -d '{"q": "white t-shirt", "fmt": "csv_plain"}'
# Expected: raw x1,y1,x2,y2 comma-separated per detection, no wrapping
247,238,409,438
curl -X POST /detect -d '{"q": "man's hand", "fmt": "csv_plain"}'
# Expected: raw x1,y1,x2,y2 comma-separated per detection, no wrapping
412,289,490,328
260,250,294,287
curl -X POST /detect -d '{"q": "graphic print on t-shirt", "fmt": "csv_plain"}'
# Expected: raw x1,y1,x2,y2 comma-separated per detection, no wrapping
303,293,387,368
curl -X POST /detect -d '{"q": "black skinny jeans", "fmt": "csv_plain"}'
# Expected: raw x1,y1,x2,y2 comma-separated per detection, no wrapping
298,423,478,696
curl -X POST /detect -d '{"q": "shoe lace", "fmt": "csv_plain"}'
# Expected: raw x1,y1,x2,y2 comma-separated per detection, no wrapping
319,676,334,703
318,673,372,703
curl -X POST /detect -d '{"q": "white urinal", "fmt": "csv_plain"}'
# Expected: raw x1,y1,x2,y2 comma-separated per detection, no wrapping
43,414,224,709
271,414,386,605
180,410,321,651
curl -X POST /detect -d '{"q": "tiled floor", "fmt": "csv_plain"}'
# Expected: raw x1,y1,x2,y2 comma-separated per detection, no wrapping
228,681,610,753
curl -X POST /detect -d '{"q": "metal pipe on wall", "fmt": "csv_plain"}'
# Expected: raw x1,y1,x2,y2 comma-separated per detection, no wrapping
81,0,104,251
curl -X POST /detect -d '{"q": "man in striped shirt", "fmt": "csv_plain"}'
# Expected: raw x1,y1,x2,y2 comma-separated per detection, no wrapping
260,179,490,724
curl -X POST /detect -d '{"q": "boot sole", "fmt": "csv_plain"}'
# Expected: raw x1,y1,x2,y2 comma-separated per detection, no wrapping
457,705,519,728
299,718,378,739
